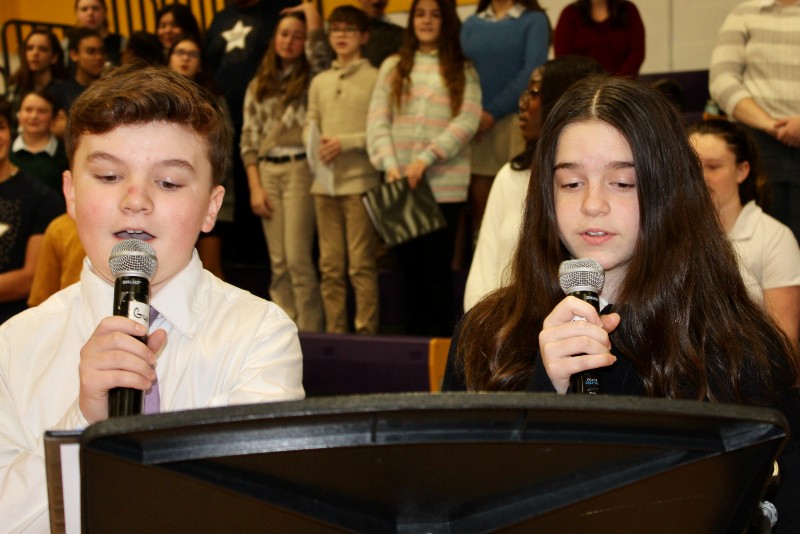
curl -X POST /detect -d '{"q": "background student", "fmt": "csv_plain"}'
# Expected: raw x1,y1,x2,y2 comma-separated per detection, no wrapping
66,0,123,67
460,0,550,245
367,0,482,336
241,12,324,332
50,27,106,138
27,213,85,307
5,28,67,131
205,0,297,269
301,0,405,72
554,0,645,76
305,5,381,335
688,118,800,345
167,33,236,281
119,31,163,67
0,99,63,324
155,2,202,54
709,0,800,243
464,55,604,311
11,89,69,198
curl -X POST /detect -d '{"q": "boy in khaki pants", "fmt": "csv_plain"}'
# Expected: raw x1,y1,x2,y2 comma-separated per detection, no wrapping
306,5,381,334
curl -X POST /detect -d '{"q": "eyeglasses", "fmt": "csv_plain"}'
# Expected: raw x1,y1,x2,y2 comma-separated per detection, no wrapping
329,26,360,36
518,86,541,109
81,46,105,57
173,49,200,59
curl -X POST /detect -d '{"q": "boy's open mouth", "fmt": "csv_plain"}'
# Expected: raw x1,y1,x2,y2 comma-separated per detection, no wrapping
116,230,154,240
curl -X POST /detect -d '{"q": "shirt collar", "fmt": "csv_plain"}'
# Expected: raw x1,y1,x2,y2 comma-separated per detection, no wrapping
149,251,205,337
80,250,206,338
80,257,117,337
728,200,760,242
331,57,369,73
478,3,525,20
12,134,59,157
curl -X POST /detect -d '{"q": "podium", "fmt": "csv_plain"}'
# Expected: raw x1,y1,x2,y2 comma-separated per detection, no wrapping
79,393,787,533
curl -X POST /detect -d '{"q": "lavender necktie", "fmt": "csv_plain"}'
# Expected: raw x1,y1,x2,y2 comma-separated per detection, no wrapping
143,306,160,414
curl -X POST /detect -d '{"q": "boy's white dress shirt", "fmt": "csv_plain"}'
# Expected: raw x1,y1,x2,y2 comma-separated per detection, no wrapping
0,251,304,532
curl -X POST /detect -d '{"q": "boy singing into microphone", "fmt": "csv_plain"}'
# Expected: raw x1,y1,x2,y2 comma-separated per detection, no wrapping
0,65,305,532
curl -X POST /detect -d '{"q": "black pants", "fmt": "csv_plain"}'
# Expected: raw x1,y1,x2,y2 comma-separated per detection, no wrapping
396,202,463,337
742,125,800,242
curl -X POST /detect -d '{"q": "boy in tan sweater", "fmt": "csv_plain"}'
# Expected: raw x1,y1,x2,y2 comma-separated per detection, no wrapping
305,5,381,334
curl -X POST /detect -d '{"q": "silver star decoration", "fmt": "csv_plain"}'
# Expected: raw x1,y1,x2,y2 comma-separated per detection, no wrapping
221,20,253,53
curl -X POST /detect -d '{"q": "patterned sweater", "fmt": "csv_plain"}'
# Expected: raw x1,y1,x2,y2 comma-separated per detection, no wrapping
366,52,482,203
240,71,307,167
709,0,800,118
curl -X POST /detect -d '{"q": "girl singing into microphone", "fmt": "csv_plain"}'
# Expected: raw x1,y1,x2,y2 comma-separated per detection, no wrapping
442,76,800,531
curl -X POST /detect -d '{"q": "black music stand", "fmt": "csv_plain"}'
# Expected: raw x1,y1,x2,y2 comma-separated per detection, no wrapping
80,393,787,533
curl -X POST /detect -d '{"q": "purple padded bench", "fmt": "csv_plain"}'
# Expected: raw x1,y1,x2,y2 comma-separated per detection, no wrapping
300,333,433,396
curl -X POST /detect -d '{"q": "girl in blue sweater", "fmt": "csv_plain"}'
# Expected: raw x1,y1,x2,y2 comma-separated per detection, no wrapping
460,0,550,242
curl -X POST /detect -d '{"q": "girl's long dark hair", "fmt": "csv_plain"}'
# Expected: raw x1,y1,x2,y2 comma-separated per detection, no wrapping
253,12,310,106
457,76,798,405
391,0,466,117
156,3,202,39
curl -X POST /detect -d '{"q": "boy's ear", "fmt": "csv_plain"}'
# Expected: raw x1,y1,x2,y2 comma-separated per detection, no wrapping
63,170,77,219
201,185,225,233
360,30,370,46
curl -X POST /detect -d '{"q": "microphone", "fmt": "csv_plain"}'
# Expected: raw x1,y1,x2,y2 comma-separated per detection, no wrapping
108,239,158,417
558,258,605,395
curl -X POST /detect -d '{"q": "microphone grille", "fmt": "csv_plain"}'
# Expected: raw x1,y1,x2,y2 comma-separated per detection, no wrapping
109,239,158,279
559,258,604,294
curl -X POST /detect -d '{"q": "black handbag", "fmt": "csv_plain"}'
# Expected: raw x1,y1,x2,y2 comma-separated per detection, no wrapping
362,178,447,247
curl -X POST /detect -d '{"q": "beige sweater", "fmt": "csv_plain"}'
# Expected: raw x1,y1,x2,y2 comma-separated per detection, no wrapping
304,59,380,196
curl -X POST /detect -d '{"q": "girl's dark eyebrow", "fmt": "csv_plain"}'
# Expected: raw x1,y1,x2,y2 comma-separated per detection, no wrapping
553,160,635,171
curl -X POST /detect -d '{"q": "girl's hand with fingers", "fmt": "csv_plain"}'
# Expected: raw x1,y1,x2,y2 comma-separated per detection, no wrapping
538,296,620,394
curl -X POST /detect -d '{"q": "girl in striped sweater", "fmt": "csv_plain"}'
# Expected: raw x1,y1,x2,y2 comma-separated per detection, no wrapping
367,0,482,336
